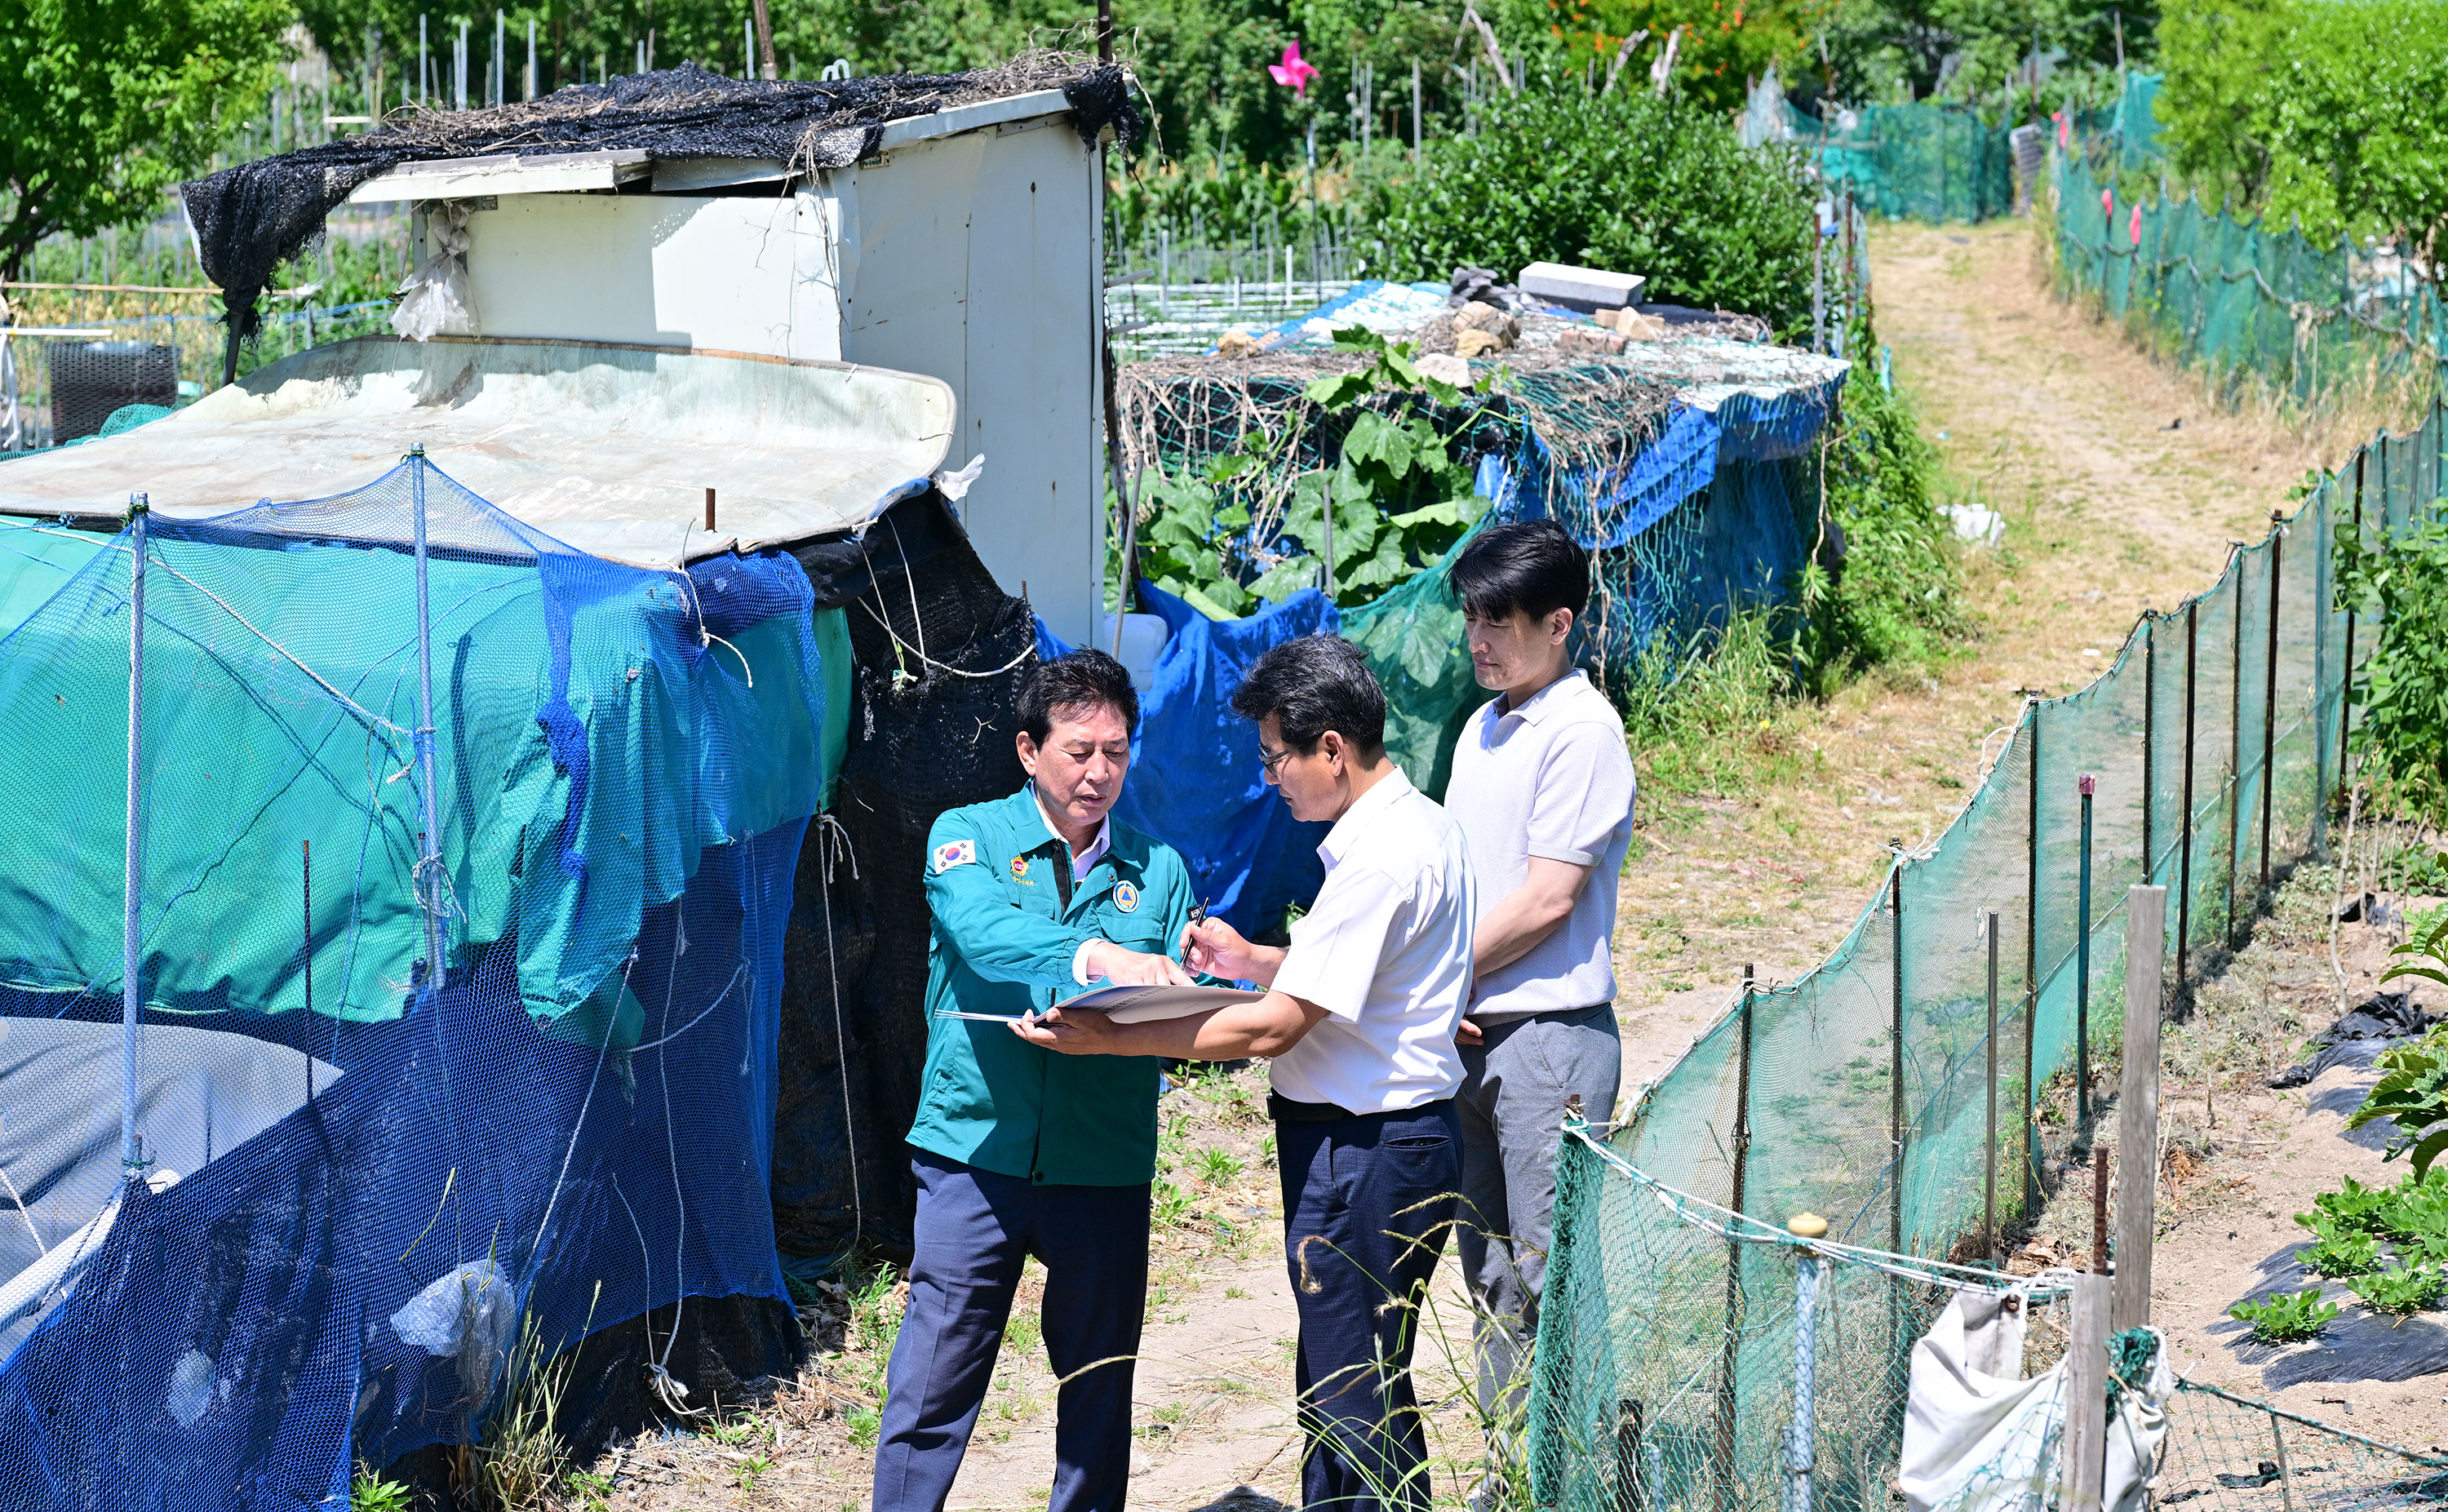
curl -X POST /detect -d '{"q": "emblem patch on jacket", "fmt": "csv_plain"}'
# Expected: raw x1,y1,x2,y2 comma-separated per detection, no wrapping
931,839,976,873
1113,880,1140,913
1010,855,1031,880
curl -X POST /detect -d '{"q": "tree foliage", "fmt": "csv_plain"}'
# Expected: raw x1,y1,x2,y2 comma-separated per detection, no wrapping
2157,0,2448,256
0,0,292,280
1364,86,1816,337
2336,514,2448,825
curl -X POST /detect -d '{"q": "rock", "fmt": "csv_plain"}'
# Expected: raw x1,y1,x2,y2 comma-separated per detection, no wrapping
1554,326,1628,357
1600,307,1671,340
1416,353,1471,386
1215,329,1262,357
1454,328,1506,360
1452,301,1519,343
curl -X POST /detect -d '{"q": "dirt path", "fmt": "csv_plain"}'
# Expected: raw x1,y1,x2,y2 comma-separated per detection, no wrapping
1612,217,2346,1092
571,216,2393,1510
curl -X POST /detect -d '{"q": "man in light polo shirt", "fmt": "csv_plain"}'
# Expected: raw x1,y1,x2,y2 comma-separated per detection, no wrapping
1445,520,1636,1466
1016,634,1473,1512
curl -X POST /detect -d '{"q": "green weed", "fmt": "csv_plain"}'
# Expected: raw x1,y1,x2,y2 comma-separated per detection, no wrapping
2229,1288,2341,1343
2346,1260,2443,1318
1195,1146,1245,1186
350,1467,416,1512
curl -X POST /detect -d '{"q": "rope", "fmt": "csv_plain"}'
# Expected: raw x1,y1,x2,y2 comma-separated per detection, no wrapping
1563,1120,2072,1299
649,906,707,1419
814,813,863,1254
852,596,1035,680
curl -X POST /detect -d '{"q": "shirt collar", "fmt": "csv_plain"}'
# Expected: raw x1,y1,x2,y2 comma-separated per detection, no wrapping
1491,668,1590,727
1030,782,1113,870
1318,766,1417,869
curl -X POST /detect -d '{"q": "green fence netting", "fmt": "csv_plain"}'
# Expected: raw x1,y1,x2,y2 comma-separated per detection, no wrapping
1812,104,2018,224
1530,376,2448,1512
1531,1130,2448,1512
2054,148,2448,406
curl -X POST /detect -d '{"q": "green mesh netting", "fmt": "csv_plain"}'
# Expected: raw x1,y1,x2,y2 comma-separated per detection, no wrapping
1811,104,2016,224
1530,382,2448,1512
2055,149,2448,406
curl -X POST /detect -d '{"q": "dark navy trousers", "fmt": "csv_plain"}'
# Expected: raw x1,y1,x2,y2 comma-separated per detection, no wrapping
871,1149,1150,1512
1277,1099,1462,1512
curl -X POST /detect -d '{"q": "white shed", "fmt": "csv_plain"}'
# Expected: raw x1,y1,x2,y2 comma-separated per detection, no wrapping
347,89,1109,645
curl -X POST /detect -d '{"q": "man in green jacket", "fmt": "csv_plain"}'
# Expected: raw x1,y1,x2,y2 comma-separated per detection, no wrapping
872,649,1199,1512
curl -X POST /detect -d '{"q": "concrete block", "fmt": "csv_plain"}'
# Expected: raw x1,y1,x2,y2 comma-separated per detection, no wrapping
1517,261,1646,313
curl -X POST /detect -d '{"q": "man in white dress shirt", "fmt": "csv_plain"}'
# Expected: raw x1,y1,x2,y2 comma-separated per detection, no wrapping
1444,520,1635,1474
1015,634,1475,1512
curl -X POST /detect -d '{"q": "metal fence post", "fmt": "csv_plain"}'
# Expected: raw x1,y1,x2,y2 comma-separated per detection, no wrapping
2142,620,2155,881
2178,600,2198,996
2227,552,2245,945
2260,510,2282,891
1715,966,1754,1512
2339,452,2362,789
2077,773,2095,1128
120,494,149,1178
2024,704,2041,1216
2269,1412,2299,1512
1889,866,1906,1254
1985,910,2000,1261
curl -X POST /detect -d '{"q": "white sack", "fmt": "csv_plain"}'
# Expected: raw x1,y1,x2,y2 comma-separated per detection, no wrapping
1902,1289,2171,1512
392,202,480,342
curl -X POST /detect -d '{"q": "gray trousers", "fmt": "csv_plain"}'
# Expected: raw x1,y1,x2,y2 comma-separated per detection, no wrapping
1455,1004,1621,1433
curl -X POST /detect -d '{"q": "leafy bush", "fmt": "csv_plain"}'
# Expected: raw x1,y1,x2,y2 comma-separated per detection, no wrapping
1125,329,1491,616
2336,516,2448,826
2345,1258,2444,1318
2293,1217,2381,1279
1363,86,1817,339
1793,358,1967,692
2348,1010,2448,1182
2228,1287,2341,1343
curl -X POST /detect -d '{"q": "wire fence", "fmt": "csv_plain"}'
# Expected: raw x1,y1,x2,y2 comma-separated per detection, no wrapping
1533,1131,2448,1512
2052,147,2448,409
1531,210,2448,1512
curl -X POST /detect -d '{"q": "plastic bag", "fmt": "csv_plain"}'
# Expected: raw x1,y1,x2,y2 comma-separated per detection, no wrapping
389,1257,517,1408
391,201,480,342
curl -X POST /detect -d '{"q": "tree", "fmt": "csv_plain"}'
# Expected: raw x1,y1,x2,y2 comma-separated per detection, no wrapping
2153,0,2287,210
1364,86,1817,337
0,0,295,281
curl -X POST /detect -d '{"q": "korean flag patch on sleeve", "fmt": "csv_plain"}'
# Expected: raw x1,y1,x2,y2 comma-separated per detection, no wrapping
931,838,977,874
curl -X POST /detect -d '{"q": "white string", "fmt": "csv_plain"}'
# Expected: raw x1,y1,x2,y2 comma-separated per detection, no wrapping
527,947,636,1275
628,961,745,1052
814,814,863,1251
650,907,706,1417
852,596,1034,679
1565,1124,2069,1299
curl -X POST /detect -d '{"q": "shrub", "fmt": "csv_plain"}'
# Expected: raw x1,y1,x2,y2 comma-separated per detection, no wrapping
1793,359,1966,692
2337,516,2448,827
1363,87,1817,339
2228,1287,2340,1343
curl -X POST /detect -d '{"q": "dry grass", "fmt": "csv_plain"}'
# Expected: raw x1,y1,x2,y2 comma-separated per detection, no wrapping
1611,215,2404,1091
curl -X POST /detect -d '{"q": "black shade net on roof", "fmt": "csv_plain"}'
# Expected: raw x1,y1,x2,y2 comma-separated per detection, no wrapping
180,53,1143,349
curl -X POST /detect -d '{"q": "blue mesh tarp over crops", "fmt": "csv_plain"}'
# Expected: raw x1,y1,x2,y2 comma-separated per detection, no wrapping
1056,369,1841,933
0,458,823,1507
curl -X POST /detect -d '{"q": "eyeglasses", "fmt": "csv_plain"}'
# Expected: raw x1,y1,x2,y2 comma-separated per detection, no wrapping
1257,745,1295,777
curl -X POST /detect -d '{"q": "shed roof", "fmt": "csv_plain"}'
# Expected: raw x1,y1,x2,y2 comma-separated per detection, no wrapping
0,336,955,567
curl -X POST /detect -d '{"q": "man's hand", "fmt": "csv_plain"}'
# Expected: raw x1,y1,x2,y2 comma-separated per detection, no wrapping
1080,938,1194,987
1457,1017,1485,1047
1181,916,1283,985
1011,1006,1120,1055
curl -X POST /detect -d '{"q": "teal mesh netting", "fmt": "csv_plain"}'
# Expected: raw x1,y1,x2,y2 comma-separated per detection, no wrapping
1529,385,2448,1512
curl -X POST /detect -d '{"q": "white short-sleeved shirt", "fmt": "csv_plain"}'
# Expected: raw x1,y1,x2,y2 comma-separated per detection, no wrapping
1449,670,1636,1020
1269,768,1475,1113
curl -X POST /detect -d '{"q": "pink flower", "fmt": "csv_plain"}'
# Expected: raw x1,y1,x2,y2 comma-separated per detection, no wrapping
1269,42,1320,98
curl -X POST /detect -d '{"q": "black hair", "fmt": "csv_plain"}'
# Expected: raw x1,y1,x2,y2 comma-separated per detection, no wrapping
1018,649,1139,743
1229,635,1386,755
1449,519,1590,623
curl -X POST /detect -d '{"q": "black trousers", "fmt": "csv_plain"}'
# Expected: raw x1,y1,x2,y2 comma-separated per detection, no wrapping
1276,1098,1461,1512
871,1149,1151,1512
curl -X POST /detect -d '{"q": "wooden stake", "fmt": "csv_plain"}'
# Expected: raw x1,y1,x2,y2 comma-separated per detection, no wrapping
704,487,716,532
2114,885,2166,1332
2063,1273,2112,1512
